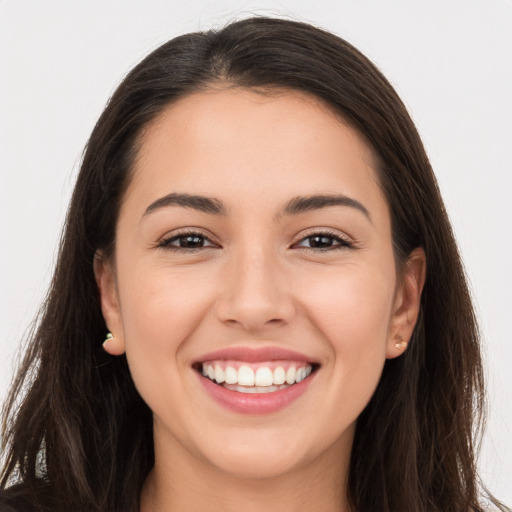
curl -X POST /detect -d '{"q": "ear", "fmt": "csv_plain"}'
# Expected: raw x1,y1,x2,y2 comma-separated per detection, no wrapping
386,247,426,359
94,251,126,356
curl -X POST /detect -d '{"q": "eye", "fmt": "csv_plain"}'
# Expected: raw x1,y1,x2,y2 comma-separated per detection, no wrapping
158,231,217,251
294,231,353,251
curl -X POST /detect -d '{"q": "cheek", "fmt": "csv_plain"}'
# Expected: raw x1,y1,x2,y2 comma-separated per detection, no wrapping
299,262,395,407
116,263,215,403
301,261,395,342
119,261,215,340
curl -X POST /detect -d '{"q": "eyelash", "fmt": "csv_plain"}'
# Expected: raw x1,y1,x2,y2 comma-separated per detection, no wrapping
157,229,354,252
294,230,354,251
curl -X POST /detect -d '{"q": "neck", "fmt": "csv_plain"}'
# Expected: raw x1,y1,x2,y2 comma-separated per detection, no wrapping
140,430,353,512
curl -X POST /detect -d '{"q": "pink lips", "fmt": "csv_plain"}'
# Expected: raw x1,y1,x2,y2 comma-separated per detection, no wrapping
195,346,318,364
194,346,318,415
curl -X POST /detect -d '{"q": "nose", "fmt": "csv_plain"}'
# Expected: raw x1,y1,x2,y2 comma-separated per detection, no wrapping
214,246,296,333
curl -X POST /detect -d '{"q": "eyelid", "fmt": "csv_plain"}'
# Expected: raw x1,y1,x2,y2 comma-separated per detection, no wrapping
156,228,220,250
292,228,355,250
155,227,355,252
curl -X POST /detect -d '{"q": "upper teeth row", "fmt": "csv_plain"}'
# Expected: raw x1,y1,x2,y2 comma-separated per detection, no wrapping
202,364,312,386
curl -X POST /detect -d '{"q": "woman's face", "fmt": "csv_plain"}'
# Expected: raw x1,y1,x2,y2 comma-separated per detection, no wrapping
97,88,424,480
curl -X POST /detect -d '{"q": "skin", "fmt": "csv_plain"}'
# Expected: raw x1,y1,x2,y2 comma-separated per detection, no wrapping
95,88,426,512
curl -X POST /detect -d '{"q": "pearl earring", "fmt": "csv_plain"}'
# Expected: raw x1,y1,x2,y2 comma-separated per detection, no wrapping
103,332,114,347
394,335,407,351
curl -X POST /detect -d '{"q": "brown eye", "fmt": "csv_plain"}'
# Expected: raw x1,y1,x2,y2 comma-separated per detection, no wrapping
174,234,207,248
158,232,217,251
306,235,336,248
295,232,353,250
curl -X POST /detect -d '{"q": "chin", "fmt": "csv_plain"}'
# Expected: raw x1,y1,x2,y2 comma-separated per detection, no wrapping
209,449,307,480
195,426,330,480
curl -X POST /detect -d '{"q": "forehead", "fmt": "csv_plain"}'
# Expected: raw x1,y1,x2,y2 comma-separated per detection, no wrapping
124,87,385,218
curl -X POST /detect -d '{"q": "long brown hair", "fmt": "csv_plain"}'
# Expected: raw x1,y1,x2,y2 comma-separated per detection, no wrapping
1,16,508,512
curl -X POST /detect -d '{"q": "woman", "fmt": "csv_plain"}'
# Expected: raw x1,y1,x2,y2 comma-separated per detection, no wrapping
0,16,508,512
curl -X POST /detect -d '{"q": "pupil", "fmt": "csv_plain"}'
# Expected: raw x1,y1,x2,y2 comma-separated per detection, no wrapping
310,235,332,248
180,235,203,248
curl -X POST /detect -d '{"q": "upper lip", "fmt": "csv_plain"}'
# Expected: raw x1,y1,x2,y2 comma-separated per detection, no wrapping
194,346,319,364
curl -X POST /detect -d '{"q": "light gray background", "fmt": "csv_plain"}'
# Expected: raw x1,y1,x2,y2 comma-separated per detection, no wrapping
1,0,511,504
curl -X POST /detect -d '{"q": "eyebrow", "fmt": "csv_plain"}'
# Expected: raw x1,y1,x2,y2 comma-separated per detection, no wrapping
278,194,371,222
144,193,228,217
143,192,371,222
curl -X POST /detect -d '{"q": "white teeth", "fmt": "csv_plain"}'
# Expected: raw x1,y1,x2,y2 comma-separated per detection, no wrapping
285,367,296,385
273,367,286,385
296,367,308,383
255,367,273,386
223,383,289,393
214,365,225,384
237,366,255,386
225,366,238,384
201,363,313,389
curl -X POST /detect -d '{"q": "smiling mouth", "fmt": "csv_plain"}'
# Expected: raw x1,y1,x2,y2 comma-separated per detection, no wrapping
194,361,320,394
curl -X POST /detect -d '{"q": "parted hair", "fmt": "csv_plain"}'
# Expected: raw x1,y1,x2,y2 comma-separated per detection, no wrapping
1,16,508,512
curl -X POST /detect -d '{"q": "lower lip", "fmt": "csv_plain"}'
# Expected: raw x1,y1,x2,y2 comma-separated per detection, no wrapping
196,371,316,414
